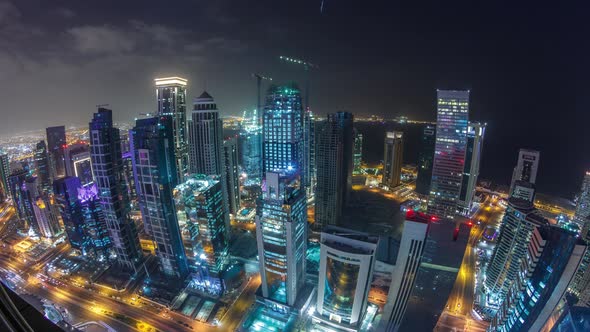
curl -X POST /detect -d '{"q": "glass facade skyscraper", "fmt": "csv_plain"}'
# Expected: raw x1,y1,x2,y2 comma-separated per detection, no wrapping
46,125,66,180
34,140,50,192
484,184,548,307
54,177,110,258
174,174,228,290
489,226,585,332
315,112,354,229
90,108,142,271
155,77,188,183
0,154,9,201
427,90,469,220
458,122,486,215
382,131,404,189
353,129,363,175
415,125,436,196
256,83,308,308
509,149,540,195
64,143,93,186
256,171,307,306
223,136,240,215
9,171,40,234
315,227,378,328
240,109,263,184
132,116,189,279
262,84,304,176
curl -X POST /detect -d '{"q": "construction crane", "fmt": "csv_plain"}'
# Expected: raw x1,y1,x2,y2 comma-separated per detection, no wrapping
251,73,273,123
278,55,318,111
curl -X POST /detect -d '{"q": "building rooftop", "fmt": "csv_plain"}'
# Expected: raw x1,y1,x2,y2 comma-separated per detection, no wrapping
154,77,187,86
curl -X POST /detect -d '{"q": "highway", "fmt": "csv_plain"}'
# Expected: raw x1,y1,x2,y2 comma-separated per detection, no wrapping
435,196,505,332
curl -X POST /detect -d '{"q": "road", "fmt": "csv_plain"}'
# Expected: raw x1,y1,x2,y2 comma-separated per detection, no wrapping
436,197,505,332
219,274,261,331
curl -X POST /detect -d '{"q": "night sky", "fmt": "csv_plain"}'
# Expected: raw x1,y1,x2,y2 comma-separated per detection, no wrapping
0,1,588,197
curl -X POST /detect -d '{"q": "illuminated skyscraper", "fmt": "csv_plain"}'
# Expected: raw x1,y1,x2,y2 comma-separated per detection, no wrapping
484,184,548,307
90,108,142,270
314,227,378,329
262,84,304,176
9,172,40,234
34,140,50,192
382,131,404,189
415,125,436,196
0,154,9,200
381,212,429,332
256,171,307,306
573,171,590,230
240,109,262,184
257,84,308,308
188,91,230,235
353,129,363,175
569,171,590,305
155,77,188,182
303,109,316,194
457,122,486,215
174,175,228,289
132,116,189,279
64,143,93,186
54,177,110,258
315,112,354,228
427,90,469,220
509,148,540,194
32,195,61,238
489,226,585,332
46,125,66,180
223,136,240,215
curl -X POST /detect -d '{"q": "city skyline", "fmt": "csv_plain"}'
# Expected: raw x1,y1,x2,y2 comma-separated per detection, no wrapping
1,2,590,332
0,0,587,197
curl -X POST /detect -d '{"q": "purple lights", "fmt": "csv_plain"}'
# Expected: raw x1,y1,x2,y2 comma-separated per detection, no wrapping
77,183,99,203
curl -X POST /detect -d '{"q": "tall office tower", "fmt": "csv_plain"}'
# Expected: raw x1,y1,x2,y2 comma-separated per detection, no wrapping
155,77,188,182
32,195,61,238
262,84,304,177
174,175,228,289
34,141,51,192
8,170,29,228
381,212,430,332
54,177,110,258
256,171,307,306
240,109,262,184
132,116,189,279
570,172,590,305
509,148,540,194
382,131,404,189
0,154,9,200
398,219,471,331
46,125,67,179
484,184,548,306
222,136,240,215
188,91,230,234
64,143,93,186
353,129,363,175
315,112,354,229
489,226,585,332
303,109,316,195
9,174,41,234
314,227,378,329
427,90,469,220
415,125,436,195
573,171,590,230
121,131,138,201
457,122,486,215
90,108,142,270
